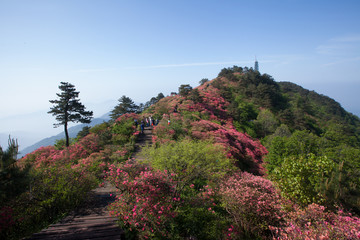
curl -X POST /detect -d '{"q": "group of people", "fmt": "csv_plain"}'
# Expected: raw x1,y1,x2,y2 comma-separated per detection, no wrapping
134,116,160,134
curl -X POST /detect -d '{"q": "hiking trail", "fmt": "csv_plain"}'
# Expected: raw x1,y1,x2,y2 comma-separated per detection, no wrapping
24,127,153,240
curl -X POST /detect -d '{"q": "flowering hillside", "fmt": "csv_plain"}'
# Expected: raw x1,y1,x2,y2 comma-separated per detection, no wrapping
1,66,360,239
147,77,268,176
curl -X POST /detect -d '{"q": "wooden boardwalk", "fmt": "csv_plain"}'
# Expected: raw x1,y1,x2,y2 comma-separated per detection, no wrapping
24,181,124,240
24,127,154,240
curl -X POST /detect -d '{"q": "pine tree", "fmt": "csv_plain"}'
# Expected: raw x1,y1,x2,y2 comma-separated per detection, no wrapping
0,136,18,170
110,95,138,120
48,82,93,147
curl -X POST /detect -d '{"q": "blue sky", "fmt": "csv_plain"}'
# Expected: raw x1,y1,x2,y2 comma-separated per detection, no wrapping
1,0,360,149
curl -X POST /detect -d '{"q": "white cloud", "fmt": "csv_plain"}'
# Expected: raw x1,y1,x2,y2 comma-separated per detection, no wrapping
316,43,350,55
321,56,360,67
125,61,254,70
76,68,116,73
316,34,360,56
330,35,360,43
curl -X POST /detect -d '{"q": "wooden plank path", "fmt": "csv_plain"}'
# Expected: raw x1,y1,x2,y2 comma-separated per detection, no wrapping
24,181,124,240
24,127,154,240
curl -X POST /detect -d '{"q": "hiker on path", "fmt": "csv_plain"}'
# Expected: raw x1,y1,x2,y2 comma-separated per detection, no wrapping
140,121,145,134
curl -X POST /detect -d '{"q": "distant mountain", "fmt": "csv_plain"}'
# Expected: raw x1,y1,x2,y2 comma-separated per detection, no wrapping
19,116,110,158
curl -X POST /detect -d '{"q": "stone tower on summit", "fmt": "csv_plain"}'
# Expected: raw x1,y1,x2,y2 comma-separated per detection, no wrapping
254,56,259,72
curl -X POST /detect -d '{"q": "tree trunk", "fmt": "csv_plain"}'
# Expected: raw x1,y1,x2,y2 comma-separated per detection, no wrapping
64,121,69,147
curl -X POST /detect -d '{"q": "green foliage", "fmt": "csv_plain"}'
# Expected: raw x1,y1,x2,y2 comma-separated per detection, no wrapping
90,122,113,147
172,199,228,240
30,166,96,215
265,130,322,173
323,145,360,213
236,98,258,123
0,136,18,171
142,92,165,111
142,139,235,189
266,128,360,213
48,82,93,147
187,88,202,103
254,109,279,137
279,81,360,141
4,166,97,239
178,84,193,96
218,65,244,78
76,126,91,140
322,122,359,147
54,138,72,150
111,120,135,145
272,154,336,206
228,95,258,132
110,95,139,120
272,124,292,138
199,78,209,85
0,137,31,206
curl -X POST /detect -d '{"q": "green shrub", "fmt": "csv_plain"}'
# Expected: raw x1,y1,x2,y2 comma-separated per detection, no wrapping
271,154,335,206
142,139,235,190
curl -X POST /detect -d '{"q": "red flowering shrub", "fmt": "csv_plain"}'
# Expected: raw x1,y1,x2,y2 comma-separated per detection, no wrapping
152,124,176,145
21,133,101,169
273,204,360,240
21,146,63,168
219,171,283,238
152,113,188,146
105,161,178,239
198,85,230,120
191,120,267,175
149,96,180,115
115,113,140,124
77,133,101,153
71,152,108,177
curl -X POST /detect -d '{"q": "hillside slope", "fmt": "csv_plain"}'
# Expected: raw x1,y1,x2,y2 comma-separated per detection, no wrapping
5,66,359,240
144,66,360,213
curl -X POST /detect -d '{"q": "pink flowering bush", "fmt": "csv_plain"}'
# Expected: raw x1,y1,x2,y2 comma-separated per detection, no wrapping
21,133,101,169
77,133,101,153
71,152,108,177
219,171,284,239
141,139,237,239
191,120,267,175
273,203,360,239
115,113,140,124
106,161,179,239
152,113,188,146
152,124,176,145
